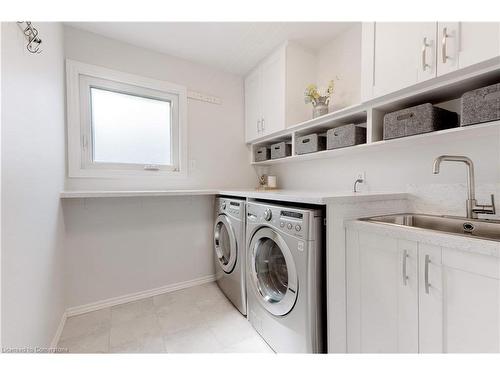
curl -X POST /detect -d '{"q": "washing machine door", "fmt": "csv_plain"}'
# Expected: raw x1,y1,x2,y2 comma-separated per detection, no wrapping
248,227,298,316
214,214,237,273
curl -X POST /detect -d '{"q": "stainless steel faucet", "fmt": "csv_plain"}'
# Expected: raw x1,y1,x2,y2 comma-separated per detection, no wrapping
432,155,495,219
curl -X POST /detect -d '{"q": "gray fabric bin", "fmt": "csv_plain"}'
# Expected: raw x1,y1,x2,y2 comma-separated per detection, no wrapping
271,142,292,159
461,83,500,126
295,133,326,155
383,103,458,140
254,146,270,162
327,124,366,150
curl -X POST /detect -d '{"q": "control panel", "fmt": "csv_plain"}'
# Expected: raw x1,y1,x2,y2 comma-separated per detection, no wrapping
217,198,245,220
278,210,305,238
246,202,315,240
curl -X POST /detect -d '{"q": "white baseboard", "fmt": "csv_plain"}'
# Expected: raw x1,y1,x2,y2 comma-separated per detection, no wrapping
65,274,216,317
50,311,67,348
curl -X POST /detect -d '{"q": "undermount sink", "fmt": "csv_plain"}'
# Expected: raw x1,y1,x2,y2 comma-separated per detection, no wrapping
361,213,500,242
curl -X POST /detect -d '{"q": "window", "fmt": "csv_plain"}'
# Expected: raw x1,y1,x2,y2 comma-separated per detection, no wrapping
91,88,172,166
66,60,187,178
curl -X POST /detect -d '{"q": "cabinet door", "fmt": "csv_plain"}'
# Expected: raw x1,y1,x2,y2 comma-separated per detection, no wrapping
260,47,286,136
458,22,500,69
419,245,500,353
372,22,436,98
437,22,500,76
442,248,500,352
437,22,460,76
418,244,443,353
346,230,418,352
244,67,262,142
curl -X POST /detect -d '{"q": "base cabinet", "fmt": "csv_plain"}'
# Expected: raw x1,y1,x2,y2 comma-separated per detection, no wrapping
417,244,443,352
420,245,500,353
347,229,500,353
346,231,418,352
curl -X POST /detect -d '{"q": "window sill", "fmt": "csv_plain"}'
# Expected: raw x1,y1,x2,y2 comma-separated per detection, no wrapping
68,168,188,179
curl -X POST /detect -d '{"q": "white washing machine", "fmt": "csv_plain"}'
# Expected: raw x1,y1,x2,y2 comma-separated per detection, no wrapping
246,201,325,353
213,196,246,315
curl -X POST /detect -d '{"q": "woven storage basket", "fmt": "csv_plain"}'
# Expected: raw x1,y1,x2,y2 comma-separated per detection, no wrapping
254,146,270,162
461,83,500,126
383,103,458,140
327,124,366,150
270,142,292,159
295,133,327,155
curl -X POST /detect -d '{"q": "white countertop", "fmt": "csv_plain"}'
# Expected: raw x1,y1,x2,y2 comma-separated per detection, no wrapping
60,189,219,199
219,190,408,204
60,189,408,205
346,219,500,258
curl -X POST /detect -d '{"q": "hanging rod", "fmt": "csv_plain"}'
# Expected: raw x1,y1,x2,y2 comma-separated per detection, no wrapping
17,21,42,54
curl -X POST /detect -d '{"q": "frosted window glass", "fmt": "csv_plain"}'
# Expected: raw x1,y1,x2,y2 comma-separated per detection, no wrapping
90,88,172,165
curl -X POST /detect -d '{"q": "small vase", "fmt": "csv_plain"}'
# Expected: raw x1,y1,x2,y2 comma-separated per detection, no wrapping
312,97,329,118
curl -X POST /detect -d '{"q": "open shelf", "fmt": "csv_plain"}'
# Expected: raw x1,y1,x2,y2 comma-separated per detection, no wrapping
251,120,500,166
249,57,500,165
250,105,369,163
368,57,500,113
249,103,369,146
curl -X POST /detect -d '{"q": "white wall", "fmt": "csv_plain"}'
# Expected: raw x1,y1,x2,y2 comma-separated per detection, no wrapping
63,25,255,191
1,22,66,348
61,27,253,309
273,128,500,191
316,24,362,110
62,196,215,308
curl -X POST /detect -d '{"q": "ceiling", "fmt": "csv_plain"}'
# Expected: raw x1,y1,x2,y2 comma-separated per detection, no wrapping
66,22,357,75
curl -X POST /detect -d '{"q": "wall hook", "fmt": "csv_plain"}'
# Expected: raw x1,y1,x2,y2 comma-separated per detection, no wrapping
17,21,42,54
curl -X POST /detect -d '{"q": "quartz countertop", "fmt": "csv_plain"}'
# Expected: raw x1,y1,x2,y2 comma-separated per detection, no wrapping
346,219,500,257
60,189,408,205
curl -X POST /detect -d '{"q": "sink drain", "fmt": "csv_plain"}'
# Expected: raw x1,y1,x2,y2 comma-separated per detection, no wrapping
463,222,475,233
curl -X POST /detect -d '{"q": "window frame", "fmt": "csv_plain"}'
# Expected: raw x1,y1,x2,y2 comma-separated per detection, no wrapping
66,59,187,178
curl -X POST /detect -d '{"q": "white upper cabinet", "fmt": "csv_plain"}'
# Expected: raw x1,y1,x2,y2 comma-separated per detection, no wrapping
367,22,436,99
438,22,500,76
362,22,500,101
244,67,262,142
260,48,286,137
417,23,438,84
244,42,316,143
436,22,460,76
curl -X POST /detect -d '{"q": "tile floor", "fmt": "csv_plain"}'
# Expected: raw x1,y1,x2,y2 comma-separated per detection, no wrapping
57,282,274,353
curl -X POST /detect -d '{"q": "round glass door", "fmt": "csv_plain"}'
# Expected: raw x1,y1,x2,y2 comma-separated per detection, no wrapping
249,227,298,316
214,215,237,273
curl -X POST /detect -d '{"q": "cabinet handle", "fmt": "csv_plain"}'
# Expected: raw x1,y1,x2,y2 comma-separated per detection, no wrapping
421,37,430,71
441,27,450,63
424,254,431,294
402,250,409,286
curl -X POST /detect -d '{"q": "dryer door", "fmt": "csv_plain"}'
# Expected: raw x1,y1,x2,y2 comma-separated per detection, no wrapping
248,227,298,316
214,214,237,273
